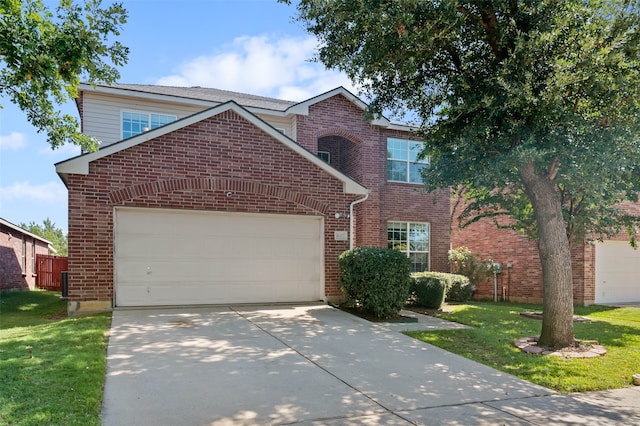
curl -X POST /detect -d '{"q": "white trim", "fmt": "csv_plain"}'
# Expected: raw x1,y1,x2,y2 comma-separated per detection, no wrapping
317,150,331,164
0,217,53,245
387,220,431,271
120,109,178,140
79,83,293,117
286,87,391,127
57,101,368,195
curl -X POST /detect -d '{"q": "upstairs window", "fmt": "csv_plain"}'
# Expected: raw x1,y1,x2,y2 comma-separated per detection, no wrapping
122,111,177,139
387,138,429,184
317,151,331,164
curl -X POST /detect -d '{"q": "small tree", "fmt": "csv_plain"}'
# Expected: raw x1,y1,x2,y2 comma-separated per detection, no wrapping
0,0,129,151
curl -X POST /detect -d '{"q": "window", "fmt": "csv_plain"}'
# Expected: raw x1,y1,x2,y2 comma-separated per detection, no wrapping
31,239,35,274
21,236,26,274
387,221,430,272
387,138,429,183
317,151,331,164
122,111,177,139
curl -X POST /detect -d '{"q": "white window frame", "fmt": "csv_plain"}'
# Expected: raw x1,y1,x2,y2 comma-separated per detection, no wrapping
31,238,36,274
317,150,331,164
387,221,430,272
387,138,429,184
121,110,177,140
21,236,26,274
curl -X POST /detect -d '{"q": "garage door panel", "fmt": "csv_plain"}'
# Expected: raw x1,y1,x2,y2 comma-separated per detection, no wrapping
114,208,323,306
595,241,640,304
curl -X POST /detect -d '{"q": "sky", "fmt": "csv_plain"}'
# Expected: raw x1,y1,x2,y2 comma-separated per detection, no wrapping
0,0,360,233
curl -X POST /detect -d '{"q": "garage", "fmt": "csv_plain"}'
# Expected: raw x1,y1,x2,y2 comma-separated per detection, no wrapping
114,207,324,306
594,241,640,304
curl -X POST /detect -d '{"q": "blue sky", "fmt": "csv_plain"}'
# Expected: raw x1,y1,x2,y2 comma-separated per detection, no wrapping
0,0,358,232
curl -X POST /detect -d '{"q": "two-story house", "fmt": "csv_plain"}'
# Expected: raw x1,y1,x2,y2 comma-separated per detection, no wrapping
56,84,451,315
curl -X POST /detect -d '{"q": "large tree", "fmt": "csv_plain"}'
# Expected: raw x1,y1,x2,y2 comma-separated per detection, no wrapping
286,0,640,348
0,0,128,151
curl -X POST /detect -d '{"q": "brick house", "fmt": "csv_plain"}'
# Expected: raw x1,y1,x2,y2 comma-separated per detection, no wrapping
451,199,640,305
0,218,52,291
56,84,450,315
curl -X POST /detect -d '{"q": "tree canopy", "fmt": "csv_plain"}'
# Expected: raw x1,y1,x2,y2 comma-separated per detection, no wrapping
20,218,67,256
287,0,640,348
0,0,128,151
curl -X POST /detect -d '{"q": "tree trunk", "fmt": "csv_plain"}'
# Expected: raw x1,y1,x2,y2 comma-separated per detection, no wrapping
520,161,575,349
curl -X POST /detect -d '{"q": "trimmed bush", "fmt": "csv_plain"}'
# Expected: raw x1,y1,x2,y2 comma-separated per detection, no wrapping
445,274,474,302
411,272,447,309
338,247,411,319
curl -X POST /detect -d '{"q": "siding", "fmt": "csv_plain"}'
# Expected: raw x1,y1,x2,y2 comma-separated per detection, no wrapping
81,92,294,145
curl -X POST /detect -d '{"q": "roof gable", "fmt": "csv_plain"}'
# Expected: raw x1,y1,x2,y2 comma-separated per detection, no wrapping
56,101,368,195
0,218,53,245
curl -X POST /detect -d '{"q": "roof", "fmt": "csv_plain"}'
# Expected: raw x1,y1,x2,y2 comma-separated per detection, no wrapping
56,101,369,196
0,217,53,245
78,83,415,130
101,83,297,112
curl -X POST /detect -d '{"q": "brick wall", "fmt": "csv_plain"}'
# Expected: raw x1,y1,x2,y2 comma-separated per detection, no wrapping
0,224,49,291
451,198,640,305
67,110,358,312
296,96,451,268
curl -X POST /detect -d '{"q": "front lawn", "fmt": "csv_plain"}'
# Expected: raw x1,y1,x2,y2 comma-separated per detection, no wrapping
0,290,111,425
405,302,640,393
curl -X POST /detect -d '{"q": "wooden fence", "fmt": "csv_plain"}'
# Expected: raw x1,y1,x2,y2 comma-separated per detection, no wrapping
36,254,68,291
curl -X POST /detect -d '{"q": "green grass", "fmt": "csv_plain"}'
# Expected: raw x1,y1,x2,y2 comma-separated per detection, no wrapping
405,302,640,393
0,290,111,425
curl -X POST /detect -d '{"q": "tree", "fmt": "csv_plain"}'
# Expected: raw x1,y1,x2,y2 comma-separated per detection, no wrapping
286,0,640,348
20,218,68,256
0,0,128,151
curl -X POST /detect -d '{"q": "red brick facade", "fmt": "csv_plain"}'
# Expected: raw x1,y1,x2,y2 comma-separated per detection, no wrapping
451,198,640,305
64,95,451,314
0,221,50,291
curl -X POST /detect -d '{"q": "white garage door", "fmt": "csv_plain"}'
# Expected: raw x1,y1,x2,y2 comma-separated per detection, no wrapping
595,241,640,304
114,207,324,306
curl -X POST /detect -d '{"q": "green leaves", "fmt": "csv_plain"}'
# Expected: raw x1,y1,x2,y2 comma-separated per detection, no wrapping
290,0,640,244
0,0,129,150
20,218,68,256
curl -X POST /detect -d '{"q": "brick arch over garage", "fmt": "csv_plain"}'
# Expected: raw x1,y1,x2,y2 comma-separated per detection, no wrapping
108,178,332,215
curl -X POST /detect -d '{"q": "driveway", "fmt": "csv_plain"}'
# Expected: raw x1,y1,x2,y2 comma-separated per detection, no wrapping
102,305,640,425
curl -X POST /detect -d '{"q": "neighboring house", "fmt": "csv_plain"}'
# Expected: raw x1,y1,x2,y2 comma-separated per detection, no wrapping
56,84,451,315
0,218,53,291
451,200,640,305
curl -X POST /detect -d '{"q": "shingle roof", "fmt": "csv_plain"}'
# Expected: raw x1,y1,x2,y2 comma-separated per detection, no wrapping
108,84,296,111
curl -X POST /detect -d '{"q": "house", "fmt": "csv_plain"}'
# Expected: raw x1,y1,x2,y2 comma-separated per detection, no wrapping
0,218,53,291
451,200,640,305
56,84,451,315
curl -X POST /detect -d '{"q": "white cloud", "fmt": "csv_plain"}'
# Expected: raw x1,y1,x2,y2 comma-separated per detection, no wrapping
0,132,28,150
1,181,67,203
38,142,82,159
156,34,361,101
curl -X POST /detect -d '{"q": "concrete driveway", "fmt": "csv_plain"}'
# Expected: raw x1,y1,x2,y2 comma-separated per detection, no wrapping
102,305,640,425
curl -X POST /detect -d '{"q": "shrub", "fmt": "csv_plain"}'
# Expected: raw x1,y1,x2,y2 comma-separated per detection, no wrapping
448,246,491,295
411,272,447,309
338,247,411,319
445,274,474,302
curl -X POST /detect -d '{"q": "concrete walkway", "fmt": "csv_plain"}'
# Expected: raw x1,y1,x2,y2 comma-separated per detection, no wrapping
102,305,640,425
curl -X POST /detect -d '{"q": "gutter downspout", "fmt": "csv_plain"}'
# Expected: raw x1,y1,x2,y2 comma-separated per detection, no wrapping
349,193,369,250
